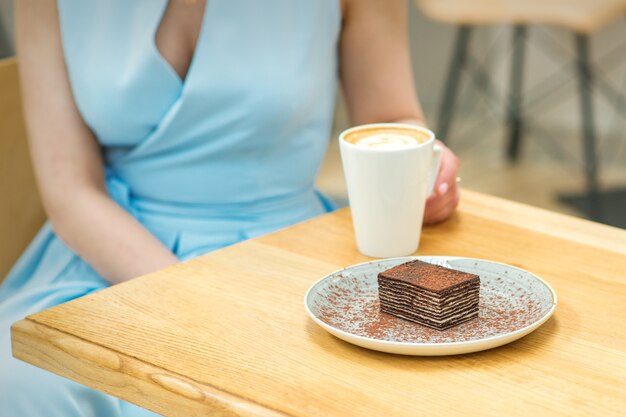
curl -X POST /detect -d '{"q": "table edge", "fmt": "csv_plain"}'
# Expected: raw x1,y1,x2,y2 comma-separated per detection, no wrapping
11,318,291,417
460,189,626,256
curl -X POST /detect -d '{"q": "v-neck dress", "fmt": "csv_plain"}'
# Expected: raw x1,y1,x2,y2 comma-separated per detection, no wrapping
0,1,340,416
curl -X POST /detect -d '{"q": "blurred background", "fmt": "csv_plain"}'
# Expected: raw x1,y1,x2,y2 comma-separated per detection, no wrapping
1,0,625,228
321,1,626,229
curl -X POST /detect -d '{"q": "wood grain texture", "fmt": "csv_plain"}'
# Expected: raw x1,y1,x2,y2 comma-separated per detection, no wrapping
11,320,289,417
0,58,46,281
460,190,626,256
12,193,626,416
416,0,626,33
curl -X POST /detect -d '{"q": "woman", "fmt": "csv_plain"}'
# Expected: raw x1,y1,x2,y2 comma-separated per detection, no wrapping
0,0,460,415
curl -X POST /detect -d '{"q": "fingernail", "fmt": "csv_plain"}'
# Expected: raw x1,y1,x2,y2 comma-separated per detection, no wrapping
438,182,449,195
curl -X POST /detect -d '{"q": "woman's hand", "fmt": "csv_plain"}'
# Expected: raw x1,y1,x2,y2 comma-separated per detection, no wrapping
423,141,460,224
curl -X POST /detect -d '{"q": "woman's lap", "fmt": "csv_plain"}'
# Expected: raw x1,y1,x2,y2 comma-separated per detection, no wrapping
0,226,161,417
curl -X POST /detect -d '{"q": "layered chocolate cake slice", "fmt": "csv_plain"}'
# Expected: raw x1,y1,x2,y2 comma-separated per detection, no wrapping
378,260,480,330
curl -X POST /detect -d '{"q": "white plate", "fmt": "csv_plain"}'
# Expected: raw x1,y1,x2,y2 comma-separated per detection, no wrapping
304,256,557,356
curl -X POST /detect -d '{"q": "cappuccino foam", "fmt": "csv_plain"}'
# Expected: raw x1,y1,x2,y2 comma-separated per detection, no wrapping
352,133,418,149
344,127,430,150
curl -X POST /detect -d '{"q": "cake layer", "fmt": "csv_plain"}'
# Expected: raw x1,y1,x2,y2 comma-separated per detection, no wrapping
378,286,479,309
379,279,479,306
380,304,479,330
381,302,479,324
378,283,479,306
379,292,479,319
379,291,480,320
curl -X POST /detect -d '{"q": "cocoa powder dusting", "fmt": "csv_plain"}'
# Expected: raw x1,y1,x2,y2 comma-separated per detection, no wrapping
379,260,479,292
313,271,548,344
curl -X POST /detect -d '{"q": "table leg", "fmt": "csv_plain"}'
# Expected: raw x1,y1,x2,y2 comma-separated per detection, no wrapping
506,25,527,162
574,33,604,221
437,25,472,143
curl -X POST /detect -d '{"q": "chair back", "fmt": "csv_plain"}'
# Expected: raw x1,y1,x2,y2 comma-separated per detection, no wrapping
0,57,45,281
414,0,626,33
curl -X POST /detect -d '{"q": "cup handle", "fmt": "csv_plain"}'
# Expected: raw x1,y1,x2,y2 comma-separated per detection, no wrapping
427,143,443,196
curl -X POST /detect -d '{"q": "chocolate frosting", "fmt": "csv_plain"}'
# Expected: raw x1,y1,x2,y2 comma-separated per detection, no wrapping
378,260,479,292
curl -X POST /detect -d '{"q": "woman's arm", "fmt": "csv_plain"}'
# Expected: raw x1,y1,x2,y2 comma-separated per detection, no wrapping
16,0,178,284
339,0,460,224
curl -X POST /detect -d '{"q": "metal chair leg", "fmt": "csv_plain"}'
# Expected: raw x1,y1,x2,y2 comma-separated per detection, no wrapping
437,26,472,143
506,26,527,162
574,33,603,220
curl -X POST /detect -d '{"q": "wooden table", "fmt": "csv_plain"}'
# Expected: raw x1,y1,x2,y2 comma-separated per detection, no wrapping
11,190,626,416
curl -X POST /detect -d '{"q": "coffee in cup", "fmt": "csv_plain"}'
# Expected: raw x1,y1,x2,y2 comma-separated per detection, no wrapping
342,126,430,150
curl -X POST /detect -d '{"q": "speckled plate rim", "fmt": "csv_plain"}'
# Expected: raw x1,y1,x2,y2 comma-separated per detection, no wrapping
304,256,557,356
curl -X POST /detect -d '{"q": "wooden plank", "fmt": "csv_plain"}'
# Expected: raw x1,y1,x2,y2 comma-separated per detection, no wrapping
460,190,626,256
11,319,289,417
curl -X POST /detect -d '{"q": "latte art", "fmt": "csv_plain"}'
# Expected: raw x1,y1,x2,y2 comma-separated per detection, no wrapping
343,126,430,150
352,133,419,150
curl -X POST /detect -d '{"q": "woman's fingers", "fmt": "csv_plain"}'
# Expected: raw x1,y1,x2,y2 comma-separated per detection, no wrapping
432,141,459,196
424,187,460,224
423,141,460,224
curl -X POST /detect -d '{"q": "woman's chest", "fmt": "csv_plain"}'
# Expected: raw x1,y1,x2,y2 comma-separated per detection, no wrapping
57,0,341,146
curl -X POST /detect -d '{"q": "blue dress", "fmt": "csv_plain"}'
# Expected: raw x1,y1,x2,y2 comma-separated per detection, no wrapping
0,1,340,415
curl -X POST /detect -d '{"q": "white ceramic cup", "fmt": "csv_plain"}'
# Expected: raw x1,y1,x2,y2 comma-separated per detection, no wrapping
339,123,442,258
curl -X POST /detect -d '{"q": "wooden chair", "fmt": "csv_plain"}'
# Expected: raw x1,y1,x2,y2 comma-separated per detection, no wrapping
415,0,626,221
0,57,45,282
